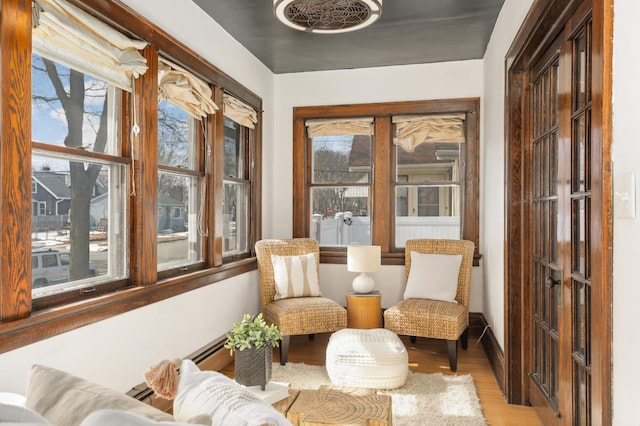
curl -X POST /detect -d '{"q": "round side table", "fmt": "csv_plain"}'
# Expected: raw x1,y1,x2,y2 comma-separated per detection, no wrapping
346,290,382,329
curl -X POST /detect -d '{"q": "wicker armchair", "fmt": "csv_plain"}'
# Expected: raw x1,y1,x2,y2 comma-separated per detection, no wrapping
384,239,475,371
255,238,347,364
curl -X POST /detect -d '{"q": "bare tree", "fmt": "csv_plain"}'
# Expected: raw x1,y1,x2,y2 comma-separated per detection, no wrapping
34,57,108,281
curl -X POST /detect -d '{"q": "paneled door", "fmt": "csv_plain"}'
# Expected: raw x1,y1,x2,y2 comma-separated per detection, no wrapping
527,3,593,425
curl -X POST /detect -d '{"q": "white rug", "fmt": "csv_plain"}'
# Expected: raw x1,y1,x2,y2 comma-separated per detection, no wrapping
271,363,487,426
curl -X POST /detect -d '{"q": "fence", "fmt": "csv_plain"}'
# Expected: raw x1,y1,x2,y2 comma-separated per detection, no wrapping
311,213,460,247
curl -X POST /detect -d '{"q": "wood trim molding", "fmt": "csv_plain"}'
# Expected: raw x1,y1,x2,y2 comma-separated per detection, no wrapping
469,312,505,394
505,0,613,422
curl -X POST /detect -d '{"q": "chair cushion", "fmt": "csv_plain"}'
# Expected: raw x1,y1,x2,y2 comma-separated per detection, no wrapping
384,298,468,340
403,252,462,302
172,360,289,426
271,253,322,300
263,297,347,335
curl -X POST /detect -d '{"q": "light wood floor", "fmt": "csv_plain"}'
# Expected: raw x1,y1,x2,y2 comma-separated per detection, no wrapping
222,333,542,426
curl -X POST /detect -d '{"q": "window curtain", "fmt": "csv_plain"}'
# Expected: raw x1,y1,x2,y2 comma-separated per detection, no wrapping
32,0,148,92
392,113,466,152
223,94,258,129
158,58,218,120
305,117,374,138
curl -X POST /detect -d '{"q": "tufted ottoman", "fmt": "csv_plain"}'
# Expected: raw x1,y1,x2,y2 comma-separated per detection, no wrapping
326,328,408,389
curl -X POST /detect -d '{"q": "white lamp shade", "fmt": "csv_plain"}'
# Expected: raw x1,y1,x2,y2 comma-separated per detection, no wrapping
347,245,381,273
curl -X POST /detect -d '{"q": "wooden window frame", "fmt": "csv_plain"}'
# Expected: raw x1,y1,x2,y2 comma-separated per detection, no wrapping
0,0,262,353
292,98,480,265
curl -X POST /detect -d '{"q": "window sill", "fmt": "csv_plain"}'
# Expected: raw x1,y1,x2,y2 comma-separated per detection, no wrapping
0,258,256,355
320,250,482,266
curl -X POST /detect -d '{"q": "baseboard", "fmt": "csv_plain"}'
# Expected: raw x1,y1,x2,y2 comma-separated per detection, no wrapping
469,312,505,395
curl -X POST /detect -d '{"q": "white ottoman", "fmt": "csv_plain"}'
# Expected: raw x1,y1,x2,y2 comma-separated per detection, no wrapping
326,328,408,389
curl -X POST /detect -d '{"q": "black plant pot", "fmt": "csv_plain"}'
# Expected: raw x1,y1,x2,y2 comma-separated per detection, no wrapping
234,346,272,390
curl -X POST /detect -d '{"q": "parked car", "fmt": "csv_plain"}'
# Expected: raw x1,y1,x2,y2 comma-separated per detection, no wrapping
32,249,97,288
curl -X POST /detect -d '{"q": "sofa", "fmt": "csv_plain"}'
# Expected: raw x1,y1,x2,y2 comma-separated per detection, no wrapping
0,360,291,426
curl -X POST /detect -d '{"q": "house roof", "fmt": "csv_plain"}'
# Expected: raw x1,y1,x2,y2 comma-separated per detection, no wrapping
348,135,458,168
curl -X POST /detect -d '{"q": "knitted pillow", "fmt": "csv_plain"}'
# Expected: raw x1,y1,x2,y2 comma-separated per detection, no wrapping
172,360,289,426
271,253,321,300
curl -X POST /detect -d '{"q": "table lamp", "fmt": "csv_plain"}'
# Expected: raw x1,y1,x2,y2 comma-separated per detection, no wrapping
347,245,381,293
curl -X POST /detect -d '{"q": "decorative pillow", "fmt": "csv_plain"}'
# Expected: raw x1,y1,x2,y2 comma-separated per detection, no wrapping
271,253,321,300
0,401,50,425
80,409,196,426
173,359,290,426
25,365,174,426
403,252,463,302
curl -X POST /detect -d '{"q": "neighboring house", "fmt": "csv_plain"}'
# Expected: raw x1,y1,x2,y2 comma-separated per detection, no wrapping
157,193,186,233
32,171,106,231
348,135,460,217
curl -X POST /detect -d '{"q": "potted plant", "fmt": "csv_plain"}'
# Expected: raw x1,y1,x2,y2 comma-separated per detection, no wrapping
224,313,282,390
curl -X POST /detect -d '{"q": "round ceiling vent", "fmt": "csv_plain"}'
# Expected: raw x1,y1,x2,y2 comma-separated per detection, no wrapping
273,0,382,34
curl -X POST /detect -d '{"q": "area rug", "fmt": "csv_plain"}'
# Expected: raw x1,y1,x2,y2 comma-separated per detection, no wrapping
271,363,487,426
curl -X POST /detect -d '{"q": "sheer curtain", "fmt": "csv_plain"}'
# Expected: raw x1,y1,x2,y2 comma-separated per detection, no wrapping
32,0,148,91
158,58,218,120
223,94,257,129
392,113,466,152
306,117,374,137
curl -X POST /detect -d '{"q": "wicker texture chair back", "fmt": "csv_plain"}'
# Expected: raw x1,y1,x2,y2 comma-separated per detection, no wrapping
405,239,475,308
254,238,347,364
255,238,320,310
384,238,475,371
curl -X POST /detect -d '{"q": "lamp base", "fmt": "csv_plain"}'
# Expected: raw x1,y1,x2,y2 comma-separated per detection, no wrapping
352,273,375,293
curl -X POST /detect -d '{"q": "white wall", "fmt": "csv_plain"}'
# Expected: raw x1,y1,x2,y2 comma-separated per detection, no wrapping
612,0,640,423
480,0,535,347
271,61,485,310
0,0,272,394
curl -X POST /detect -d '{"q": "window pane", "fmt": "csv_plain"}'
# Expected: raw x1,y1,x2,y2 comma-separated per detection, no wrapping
310,187,370,246
224,118,245,179
158,100,197,168
157,173,202,269
312,135,371,184
395,185,461,247
396,142,461,183
31,54,119,156
31,157,127,297
223,181,249,255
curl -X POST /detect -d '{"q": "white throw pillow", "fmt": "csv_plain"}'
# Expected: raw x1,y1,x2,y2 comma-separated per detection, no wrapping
173,360,290,426
403,252,463,302
271,253,321,300
80,410,197,426
0,401,50,425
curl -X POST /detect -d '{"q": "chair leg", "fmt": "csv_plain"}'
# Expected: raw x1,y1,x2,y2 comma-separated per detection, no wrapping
279,335,291,365
410,336,417,344
308,334,315,341
461,328,469,350
447,340,458,372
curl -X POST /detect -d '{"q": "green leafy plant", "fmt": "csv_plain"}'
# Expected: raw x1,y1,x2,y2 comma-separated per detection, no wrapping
224,313,283,355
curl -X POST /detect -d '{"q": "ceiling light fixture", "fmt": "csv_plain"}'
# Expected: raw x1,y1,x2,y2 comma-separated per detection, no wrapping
273,0,382,34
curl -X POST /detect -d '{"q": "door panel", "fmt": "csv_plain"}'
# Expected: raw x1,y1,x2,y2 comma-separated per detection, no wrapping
528,4,593,425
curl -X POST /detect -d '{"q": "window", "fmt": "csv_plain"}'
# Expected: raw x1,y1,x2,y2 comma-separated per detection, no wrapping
222,94,258,258
31,54,127,298
0,0,262,348
157,99,203,271
293,99,479,262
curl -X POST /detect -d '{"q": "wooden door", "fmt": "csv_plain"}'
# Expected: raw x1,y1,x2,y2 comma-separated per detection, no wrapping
527,4,593,424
